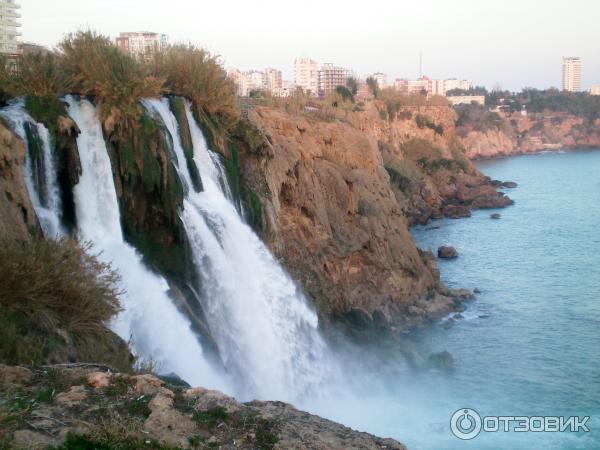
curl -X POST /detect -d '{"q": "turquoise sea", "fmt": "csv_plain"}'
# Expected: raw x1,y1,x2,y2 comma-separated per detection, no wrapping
307,150,600,450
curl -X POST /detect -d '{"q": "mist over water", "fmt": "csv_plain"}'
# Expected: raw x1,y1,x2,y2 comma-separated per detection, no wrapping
306,150,600,450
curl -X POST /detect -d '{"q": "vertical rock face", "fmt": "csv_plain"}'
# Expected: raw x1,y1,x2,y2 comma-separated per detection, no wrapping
0,121,40,240
237,102,507,332
103,113,188,284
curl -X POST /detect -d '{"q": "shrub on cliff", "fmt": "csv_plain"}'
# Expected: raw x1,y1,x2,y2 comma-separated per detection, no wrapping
0,54,16,105
9,52,70,98
58,31,163,128
0,237,132,370
151,44,239,129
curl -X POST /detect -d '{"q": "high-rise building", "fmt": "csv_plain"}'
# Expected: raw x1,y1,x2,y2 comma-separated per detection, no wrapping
318,63,350,97
0,0,21,55
590,85,600,96
562,57,582,92
293,58,319,96
264,68,283,92
116,32,168,60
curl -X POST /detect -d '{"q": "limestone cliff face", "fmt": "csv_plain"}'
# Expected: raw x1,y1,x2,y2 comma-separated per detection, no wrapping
0,120,40,240
237,102,507,332
460,112,600,159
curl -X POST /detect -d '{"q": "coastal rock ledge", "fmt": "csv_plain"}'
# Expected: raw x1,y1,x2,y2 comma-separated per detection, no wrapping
0,365,406,450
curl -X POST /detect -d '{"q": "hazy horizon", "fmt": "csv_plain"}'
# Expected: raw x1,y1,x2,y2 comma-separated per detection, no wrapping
19,0,600,91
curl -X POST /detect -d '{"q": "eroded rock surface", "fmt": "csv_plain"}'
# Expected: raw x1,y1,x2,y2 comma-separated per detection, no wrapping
0,366,406,450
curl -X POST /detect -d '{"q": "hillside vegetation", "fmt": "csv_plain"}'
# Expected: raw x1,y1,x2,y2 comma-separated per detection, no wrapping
0,237,132,371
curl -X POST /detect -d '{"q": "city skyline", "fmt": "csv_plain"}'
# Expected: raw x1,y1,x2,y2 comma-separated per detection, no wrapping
13,0,600,91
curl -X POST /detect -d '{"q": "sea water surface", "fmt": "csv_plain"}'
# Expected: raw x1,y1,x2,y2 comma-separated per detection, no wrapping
305,150,600,450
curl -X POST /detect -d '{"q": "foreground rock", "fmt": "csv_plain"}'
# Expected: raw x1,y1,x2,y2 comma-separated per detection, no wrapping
0,365,406,449
437,246,458,259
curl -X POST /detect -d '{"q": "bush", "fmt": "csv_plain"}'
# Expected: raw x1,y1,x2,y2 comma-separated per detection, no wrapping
0,237,130,369
151,44,239,129
0,55,14,105
335,85,354,103
59,31,163,128
415,114,444,135
10,52,70,98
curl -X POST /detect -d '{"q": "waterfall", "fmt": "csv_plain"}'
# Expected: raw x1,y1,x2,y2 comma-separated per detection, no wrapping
143,98,328,401
64,96,226,390
0,101,64,238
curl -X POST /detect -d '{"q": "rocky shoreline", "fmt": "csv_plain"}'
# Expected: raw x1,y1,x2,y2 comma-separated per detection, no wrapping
459,111,600,160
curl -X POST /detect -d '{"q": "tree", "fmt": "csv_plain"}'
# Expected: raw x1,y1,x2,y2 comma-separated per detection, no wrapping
346,76,358,96
335,85,354,103
366,77,380,98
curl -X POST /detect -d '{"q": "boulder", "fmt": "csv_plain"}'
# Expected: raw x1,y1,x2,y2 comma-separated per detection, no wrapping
438,245,458,259
501,181,518,188
0,365,32,388
427,351,454,371
490,213,501,219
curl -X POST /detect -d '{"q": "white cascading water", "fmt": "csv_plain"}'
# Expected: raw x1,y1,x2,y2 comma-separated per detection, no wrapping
64,96,226,390
143,98,328,401
0,101,64,238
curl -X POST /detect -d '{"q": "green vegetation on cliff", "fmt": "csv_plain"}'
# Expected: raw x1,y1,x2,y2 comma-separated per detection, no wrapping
0,238,132,371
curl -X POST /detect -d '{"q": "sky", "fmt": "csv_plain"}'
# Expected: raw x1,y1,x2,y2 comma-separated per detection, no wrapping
19,0,600,91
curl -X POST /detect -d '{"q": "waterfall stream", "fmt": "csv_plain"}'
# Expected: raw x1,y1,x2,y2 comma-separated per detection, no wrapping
143,98,328,401
2,96,330,403
0,101,64,238
64,96,226,390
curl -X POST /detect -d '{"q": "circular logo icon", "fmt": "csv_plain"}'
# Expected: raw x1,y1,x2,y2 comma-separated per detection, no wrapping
450,408,482,440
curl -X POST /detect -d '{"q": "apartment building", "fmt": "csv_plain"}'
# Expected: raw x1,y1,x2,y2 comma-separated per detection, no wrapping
116,32,168,60
318,63,350,96
590,85,600,96
0,0,21,55
394,77,431,96
293,57,319,96
443,78,472,93
562,57,582,92
264,68,283,92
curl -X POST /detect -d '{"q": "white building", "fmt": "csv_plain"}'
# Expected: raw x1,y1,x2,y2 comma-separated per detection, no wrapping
371,72,388,89
0,0,21,55
562,57,582,92
444,78,472,93
294,57,319,96
447,95,485,106
589,85,600,96
116,32,168,60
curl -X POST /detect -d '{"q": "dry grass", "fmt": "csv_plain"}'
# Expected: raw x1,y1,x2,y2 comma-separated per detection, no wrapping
9,52,70,97
0,237,129,368
151,44,239,127
58,30,164,128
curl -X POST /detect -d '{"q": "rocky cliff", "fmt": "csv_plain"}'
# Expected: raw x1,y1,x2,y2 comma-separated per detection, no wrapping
0,120,40,241
459,111,600,159
0,364,406,450
236,101,510,335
